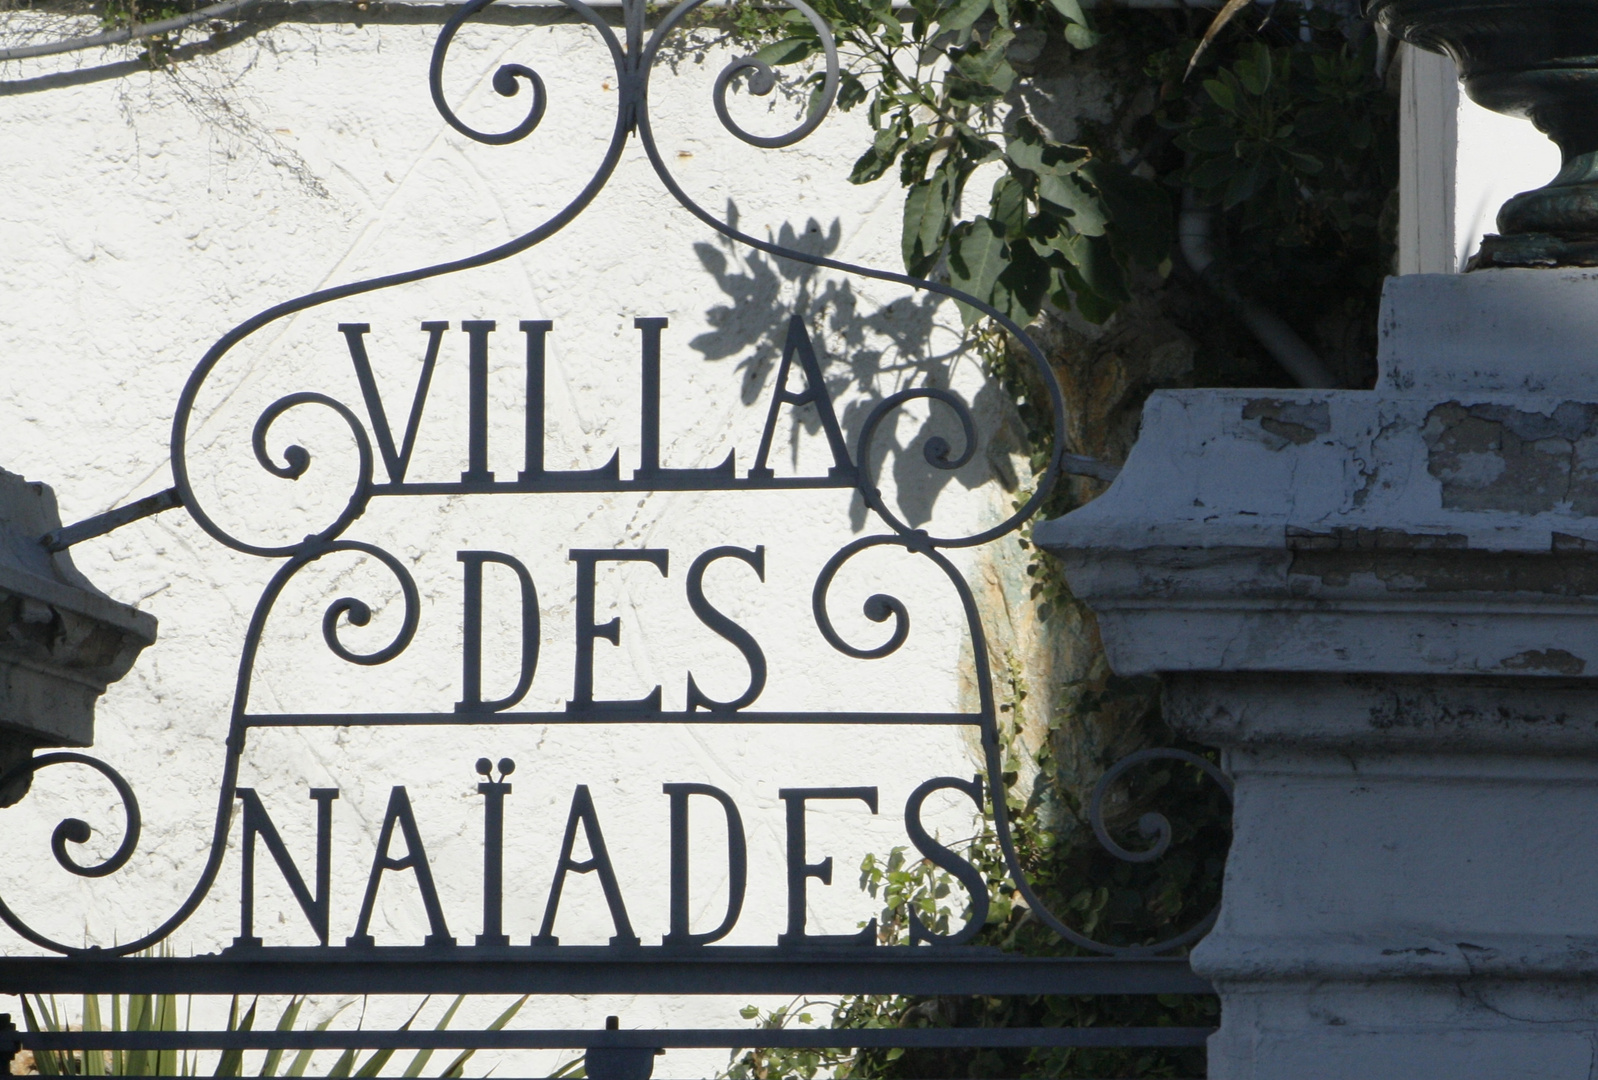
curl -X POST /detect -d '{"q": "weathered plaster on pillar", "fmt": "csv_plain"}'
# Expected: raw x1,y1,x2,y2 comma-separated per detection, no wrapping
1039,269,1598,1079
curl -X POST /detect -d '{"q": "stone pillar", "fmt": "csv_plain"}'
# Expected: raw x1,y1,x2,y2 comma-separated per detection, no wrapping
0,468,156,804
1036,270,1598,1079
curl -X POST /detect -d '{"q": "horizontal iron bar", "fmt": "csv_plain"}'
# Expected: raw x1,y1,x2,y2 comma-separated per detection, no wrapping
0,948,1211,996
244,710,978,726
40,487,183,552
18,1027,1213,1051
367,461,1118,495
370,476,854,495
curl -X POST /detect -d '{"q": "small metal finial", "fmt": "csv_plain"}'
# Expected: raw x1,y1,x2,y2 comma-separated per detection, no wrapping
475,757,493,777
498,757,516,778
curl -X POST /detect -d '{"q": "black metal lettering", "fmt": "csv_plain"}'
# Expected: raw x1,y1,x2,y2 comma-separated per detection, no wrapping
684,546,767,712
662,783,746,947
233,787,338,948
519,320,621,489
903,776,989,945
341,321,447,484
568,548,669,713
347,786,455,948
776,786,878,947
633,317,734,484
475,757,516,947
456,551,540,713
461,320,496,484
748,315,854,482
520,319,552,477
533,784,639,947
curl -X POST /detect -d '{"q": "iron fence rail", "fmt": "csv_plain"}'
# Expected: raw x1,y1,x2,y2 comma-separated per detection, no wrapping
0,949,1211,997
11,1027,1214,1051
241,711,979,727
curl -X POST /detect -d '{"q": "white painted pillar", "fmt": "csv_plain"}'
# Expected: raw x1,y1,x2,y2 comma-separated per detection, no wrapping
1397,46,1456,274
1037,269,1598,1078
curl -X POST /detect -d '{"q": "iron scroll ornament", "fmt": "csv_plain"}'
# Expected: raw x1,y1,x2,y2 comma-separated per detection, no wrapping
0,0,1228,959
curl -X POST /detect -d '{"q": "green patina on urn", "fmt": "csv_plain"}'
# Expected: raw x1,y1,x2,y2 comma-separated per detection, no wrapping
1371,0,1598,267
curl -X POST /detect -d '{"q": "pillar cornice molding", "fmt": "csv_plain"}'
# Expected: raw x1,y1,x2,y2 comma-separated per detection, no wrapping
1038,379,1598,682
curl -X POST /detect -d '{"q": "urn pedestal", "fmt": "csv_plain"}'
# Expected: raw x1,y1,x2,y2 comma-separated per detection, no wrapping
0,469,156,804
1038,269,1598,1078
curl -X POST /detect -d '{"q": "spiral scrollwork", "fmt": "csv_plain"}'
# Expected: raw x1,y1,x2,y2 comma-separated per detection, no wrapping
429,0,553,146
806,528,1234,954
0,753,143,879
316,543,423,666
706,0,840,149
1089,748,1233,865
853,388,980,543
812,536,913,660
215,391,377,558
251,400,312,481
868,531,1236,954
983,742,1234,954
0,752,161,952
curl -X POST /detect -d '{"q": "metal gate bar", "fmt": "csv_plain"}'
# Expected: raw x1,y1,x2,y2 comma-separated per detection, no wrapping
0,950,1211,996
11,1027,1214,1051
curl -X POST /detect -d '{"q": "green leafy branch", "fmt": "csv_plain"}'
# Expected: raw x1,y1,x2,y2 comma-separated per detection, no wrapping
719,0,1389,352
718,0,1170,329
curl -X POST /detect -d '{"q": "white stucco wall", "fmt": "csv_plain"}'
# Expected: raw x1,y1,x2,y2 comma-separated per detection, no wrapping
0,12,1028,1075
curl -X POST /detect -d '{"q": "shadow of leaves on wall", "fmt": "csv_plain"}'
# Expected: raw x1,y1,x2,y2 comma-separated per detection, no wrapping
690,202,1022,532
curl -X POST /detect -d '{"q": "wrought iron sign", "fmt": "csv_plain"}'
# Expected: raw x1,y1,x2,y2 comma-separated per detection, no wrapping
0,0,1229,1070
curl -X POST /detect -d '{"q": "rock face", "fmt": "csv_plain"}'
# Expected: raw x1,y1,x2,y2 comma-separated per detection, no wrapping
0,469,156,804
1038,269,1598,1080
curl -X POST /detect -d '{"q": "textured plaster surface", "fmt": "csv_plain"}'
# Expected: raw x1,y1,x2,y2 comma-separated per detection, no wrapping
1037,384,1598,678
1040,272,1598,1078
0,17,1035,1074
